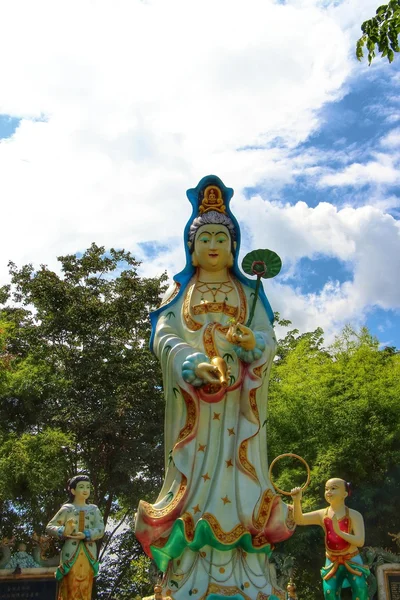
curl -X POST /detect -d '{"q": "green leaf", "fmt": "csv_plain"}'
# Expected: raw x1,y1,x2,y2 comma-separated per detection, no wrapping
223,353,234,364
377,5,388,16
241,249,282,279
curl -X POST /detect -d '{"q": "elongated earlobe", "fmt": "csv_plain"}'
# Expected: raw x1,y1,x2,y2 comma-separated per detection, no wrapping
228,252,234,268
192,254,199,267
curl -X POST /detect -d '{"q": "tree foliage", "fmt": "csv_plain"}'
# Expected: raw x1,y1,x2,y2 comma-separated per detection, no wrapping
0,244,167,590
1,260,399,599
356,0,400,64
268,319,400,599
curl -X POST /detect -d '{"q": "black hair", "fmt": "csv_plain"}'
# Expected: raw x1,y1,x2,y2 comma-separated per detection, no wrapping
67,474,90,503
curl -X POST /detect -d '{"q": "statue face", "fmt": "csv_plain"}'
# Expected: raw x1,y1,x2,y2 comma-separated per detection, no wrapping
325,478,347,503
72,480,91,502
193,224,232,272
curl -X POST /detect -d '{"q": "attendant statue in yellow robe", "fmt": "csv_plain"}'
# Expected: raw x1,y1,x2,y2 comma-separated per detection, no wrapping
135,176,295,600
46,474,104,600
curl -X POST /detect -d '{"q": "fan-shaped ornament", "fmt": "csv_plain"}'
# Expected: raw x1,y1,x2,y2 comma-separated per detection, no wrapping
241,249,282,327
241,249,282,279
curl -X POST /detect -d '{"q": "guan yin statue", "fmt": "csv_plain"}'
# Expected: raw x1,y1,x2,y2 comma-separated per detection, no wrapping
135,175,295,600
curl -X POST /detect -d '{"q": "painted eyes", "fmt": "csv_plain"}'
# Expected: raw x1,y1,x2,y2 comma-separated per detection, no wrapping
198,237,227,244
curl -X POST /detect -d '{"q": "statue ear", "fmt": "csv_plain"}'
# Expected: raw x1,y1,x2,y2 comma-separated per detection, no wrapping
192,254,199,267
71,488,76,496
233,241,237,251
187,241,192,250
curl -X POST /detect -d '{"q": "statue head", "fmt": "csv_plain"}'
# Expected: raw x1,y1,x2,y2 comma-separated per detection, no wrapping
154,585,163,600
287,580,297,599
148,175,275,352
188,211,237,271
324,478,349,504
67,474,91,504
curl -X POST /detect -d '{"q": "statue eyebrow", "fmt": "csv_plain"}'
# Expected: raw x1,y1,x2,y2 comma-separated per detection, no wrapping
216,231,228,236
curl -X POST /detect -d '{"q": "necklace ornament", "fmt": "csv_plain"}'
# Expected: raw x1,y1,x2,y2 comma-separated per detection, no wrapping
195,280,234,303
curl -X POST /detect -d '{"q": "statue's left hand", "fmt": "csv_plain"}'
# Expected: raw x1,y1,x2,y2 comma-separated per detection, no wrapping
226,323,256,350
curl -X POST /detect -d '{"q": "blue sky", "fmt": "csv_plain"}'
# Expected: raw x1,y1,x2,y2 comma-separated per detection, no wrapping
0,0,399,348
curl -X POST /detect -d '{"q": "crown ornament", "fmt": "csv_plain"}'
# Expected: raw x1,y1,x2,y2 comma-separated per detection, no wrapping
199,185,226,215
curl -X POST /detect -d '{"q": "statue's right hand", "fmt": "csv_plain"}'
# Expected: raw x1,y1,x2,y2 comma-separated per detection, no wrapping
64,518,76,536
195,362,220,384
290,487,302,499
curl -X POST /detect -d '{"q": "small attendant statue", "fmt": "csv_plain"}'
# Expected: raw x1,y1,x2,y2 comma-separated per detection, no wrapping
286,579,298,600
4,542,40,569
143,584,173,600
290,478,369,600
46,474,104,600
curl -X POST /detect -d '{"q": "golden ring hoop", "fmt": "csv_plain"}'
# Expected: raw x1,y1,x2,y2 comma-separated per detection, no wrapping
268,453,311,496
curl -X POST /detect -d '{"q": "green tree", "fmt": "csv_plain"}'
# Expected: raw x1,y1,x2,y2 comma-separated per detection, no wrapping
356,0,400,64
0,244,167,595
268,323,400,599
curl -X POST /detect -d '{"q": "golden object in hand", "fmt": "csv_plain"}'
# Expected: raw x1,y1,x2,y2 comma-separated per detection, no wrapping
268,453,311,496
211,357,229,387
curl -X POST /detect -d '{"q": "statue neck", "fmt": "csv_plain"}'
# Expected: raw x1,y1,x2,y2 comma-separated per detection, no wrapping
197,267,230,282
73,499,87,507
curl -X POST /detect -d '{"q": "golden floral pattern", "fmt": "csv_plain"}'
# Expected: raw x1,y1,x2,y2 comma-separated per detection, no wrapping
180,512,195,541
192,302,239,317
252,489,275,531
140,475,187,520
159,282,181,308
238,388,260,482
202,513,247,544
183,277,247,336
175,388,198,447
183,282,202,331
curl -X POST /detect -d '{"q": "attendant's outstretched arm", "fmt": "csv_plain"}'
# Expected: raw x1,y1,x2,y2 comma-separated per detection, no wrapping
290,487,323,526
332,511,365,547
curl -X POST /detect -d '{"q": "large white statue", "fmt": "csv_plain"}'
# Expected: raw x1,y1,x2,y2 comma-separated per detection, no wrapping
135,176,294,599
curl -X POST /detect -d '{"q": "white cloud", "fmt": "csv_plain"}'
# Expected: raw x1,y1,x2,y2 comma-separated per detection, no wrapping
0,0,399,343
232,196,400,341
0,0,355,274
381,128,400,148
318,154,400,186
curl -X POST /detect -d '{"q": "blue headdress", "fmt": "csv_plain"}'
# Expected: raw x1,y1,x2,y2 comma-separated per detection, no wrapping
149,175,274,350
